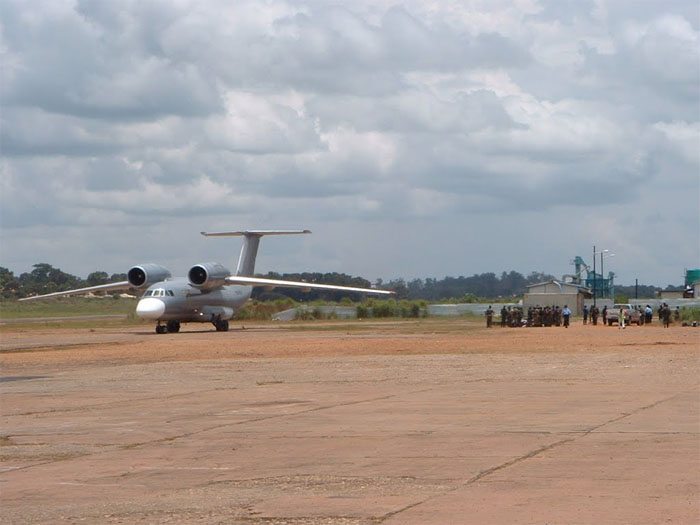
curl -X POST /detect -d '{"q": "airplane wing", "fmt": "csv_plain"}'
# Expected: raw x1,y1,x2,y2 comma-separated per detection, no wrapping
225,276,393,295
18,281,133,302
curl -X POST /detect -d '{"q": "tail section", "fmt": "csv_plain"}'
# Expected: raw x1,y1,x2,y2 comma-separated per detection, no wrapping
200,230,311,276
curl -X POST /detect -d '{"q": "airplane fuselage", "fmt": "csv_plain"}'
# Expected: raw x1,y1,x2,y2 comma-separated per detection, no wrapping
135,278,252,323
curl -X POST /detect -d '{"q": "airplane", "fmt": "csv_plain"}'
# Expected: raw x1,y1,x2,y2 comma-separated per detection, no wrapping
19,230,393,333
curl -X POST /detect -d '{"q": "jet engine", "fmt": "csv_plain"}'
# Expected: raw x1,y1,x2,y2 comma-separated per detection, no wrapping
127,264,172,288
188,262,231,290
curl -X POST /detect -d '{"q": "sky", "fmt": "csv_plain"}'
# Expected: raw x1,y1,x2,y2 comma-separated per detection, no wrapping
1,0,698,287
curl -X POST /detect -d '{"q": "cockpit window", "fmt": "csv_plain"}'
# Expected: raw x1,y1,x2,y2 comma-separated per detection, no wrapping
144,288,171,297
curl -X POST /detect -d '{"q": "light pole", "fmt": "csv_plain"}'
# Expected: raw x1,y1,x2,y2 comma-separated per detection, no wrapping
592,245,596,307
600,251,614,300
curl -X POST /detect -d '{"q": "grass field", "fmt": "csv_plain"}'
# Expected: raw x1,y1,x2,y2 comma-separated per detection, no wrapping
0,297,136,319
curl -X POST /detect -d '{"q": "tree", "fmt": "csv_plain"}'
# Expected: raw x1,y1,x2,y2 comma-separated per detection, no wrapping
18,263,83,296
0,267,20,298
87,271,109,286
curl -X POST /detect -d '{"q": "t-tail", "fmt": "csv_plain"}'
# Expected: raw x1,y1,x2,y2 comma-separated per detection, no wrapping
199,230,311,276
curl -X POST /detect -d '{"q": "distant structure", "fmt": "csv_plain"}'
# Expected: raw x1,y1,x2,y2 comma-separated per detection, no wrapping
684,268,700,298
523,280,592,315
563,256,614,300
658,268,700,300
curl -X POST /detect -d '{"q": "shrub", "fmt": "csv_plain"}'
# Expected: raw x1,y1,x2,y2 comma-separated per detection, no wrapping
680,307,700,322
235,299,297,320
356,304,369,318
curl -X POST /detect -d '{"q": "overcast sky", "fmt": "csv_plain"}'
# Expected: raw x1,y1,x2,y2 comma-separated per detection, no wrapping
1,0,698,286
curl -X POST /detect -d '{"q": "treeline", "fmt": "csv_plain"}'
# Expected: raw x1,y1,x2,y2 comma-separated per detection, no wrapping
252,272,375,302
614,284,666,300
378,271,559,301
0,264,126,299
251,271,557,302
1,263,673,301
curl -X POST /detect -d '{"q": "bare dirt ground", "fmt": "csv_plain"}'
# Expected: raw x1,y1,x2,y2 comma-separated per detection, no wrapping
1,320,698,524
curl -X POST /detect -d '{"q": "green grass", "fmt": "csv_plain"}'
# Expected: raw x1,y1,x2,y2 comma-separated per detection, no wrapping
0,297,137,319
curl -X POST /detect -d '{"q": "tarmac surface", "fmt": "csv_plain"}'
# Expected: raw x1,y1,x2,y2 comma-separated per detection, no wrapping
1,321,698,524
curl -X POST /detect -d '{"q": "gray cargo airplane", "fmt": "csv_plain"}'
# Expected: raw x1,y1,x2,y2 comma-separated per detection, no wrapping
20,230,392,333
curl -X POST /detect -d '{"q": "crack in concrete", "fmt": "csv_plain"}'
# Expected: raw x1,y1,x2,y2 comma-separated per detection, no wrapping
378,389,691,523
8,386,240,417
7,387,436,469
121,388,435,450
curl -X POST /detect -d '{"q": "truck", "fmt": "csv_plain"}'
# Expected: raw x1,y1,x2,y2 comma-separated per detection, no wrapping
607,304,642,326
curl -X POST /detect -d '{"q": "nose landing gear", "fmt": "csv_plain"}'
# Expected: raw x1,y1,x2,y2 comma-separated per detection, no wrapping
155,321,181,334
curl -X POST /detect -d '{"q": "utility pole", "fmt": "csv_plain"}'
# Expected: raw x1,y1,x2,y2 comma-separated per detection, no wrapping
635,279,638,299
592,245,596,307
600,251,605,300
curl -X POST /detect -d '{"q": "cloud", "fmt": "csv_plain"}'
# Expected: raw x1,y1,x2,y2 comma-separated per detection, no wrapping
0,0,697,285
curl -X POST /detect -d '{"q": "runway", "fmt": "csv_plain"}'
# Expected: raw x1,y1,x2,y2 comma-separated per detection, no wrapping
1,322,698,524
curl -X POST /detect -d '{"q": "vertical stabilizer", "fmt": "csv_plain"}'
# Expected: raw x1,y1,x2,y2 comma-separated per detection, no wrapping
236,234,261,276
200,230,311,276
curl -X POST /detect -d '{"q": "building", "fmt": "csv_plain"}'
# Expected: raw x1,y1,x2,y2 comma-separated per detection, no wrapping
684,269,700,298
657,290,685,300
523,281,592,315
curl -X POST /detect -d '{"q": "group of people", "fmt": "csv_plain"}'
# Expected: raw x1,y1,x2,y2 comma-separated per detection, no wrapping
485,305,573,328
656,303,681,328
485,303,682,328
581,304,603,325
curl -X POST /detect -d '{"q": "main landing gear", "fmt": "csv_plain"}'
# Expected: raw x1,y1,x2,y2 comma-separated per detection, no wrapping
213,319,229,332
155,321,181,334
154,319,229,333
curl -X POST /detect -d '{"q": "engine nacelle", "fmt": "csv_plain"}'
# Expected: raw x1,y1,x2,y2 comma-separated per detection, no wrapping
188,262,231,290
127,263,172,288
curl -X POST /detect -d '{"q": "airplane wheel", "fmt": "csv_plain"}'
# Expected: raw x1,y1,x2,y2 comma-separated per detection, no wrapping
215,320,229,332
155,325,167,334
167,321,181,333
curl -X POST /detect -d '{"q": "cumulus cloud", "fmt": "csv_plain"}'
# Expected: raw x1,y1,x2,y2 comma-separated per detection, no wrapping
0,0,697,285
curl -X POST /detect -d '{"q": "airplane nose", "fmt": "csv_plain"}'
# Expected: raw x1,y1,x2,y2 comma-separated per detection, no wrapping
136,298,165,319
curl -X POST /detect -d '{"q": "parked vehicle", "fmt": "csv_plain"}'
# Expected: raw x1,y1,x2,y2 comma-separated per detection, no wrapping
607,304,642,326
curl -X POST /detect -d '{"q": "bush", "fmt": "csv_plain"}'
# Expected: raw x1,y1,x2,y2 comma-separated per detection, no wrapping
235,299,297,320
680,307,700,322
355,299,427,319
372,300,396,318
356,304,369,319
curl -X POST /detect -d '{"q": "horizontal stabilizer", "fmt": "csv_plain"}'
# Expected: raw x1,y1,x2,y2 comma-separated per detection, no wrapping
225,276,393,295
18,281,132,302
201,229,312,276
201,230,311,237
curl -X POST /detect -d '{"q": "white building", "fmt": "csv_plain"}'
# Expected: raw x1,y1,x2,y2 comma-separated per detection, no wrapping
523,281,592,315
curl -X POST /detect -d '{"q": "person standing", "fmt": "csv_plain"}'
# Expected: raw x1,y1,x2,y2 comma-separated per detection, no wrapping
662,304,671,328
591,305,599,325
562,305,571,328
644,304,653,324
602,305,608,325
500,305,507,328
619,304,626,329
583,305,589,325
485,305,494,328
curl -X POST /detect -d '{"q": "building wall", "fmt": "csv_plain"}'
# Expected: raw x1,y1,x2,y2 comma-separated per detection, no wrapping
527,282,581,295
523,293,584,315
658,291,685,300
